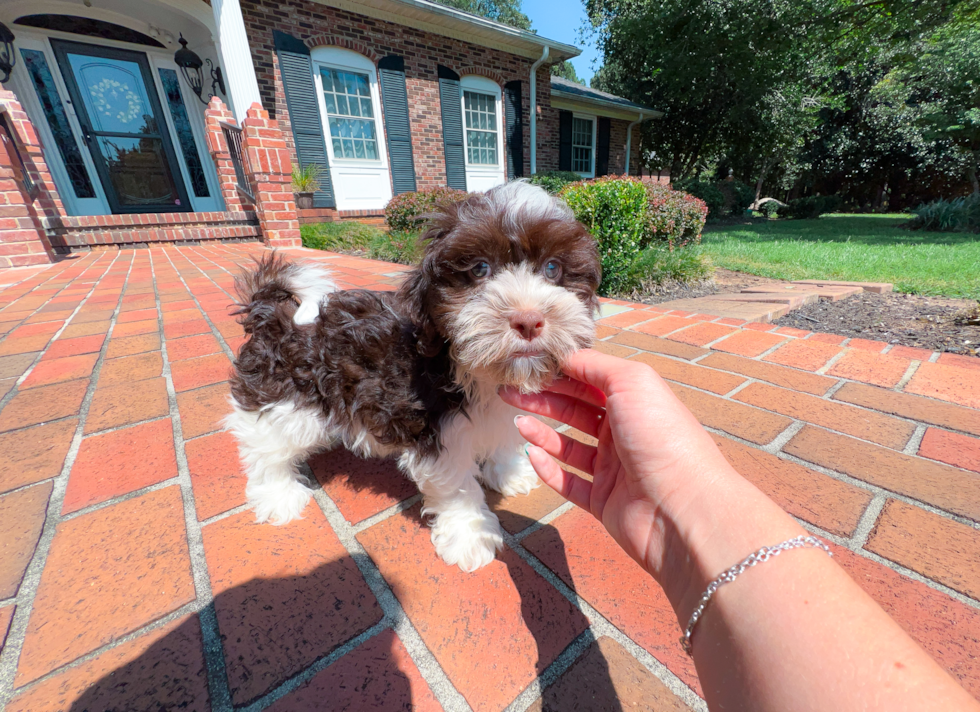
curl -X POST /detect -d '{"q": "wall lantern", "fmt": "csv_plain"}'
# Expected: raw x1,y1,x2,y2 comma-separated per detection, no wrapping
174,34,225,105
0,22,16,84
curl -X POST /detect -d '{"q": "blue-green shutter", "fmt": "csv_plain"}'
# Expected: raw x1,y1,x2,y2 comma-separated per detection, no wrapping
438,65,467,191
504,80,524,179
596,117,611,176
274,31,335,208
378,55,416,195
558,110,573,172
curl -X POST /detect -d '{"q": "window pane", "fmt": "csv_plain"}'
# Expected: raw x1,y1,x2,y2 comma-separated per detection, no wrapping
463,90,498,165
21,49,96,199
158,68,210,198
320,66,381,161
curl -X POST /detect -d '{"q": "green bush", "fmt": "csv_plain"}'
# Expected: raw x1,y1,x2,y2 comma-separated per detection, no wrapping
785,195,842,220
644,182,709,249
717,180,755,215
672,179,727,220
384,188,469,232
632,243,712,286
560,177,649,294
367,230,424,264
560,176,708,294
910,194,980,233
528,171,583,195
300,221,384,251
759,200,780,219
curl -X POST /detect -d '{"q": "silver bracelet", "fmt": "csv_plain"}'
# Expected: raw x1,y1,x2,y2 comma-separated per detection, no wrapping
681,535,832,656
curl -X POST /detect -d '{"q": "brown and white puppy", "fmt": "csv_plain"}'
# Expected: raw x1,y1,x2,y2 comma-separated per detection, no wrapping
226,181,601,571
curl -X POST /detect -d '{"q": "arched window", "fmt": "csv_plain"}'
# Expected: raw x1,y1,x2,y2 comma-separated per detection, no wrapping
311,47,391,210
460,75,506,191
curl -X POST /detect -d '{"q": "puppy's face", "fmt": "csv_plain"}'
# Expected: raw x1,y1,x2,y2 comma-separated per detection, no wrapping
402,182,601,393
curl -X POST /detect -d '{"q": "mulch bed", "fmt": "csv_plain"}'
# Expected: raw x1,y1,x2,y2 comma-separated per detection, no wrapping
774,292,980,356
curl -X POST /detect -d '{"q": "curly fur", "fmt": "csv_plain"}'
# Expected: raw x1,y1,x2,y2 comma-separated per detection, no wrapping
227,181,600,571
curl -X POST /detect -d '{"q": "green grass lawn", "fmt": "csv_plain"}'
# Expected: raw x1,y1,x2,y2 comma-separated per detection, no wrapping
701,214,980,299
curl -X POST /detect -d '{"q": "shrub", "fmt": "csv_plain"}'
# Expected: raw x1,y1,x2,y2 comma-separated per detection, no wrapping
786,195,842,220
644,182,708,249
300,221,384,251
717,180,755,215
632,243,712,287
672,179,727,220
560,176,708,294
560,177,649,294
367,230,424,264
760,200,780,219
528,171,583,195
384,188,468,232
910,194,980,233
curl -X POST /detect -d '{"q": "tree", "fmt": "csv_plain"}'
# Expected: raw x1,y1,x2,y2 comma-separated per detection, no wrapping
586,0,974,184
551,60,584,85
904,22,980,194
434,0,532,30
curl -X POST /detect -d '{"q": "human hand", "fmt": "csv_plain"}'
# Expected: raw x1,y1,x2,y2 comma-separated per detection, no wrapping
500,348,799,613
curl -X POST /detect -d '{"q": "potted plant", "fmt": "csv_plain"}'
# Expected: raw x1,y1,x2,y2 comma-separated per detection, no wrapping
292,164,321,209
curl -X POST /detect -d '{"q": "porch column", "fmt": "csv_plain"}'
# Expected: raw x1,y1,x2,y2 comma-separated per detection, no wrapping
0,91,62,267
240,103,301,248
211,0,263,121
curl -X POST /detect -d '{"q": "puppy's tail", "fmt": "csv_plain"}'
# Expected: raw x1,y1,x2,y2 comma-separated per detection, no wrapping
234,252,337,334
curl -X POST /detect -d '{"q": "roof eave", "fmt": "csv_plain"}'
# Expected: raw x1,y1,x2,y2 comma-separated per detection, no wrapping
313,0,581,61
550,89,663,119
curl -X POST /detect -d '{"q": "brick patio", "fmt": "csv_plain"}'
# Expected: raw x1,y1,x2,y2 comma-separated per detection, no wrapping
0,244,978,711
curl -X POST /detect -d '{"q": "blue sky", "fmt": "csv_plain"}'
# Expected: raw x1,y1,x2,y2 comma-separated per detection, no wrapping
521,0,599,83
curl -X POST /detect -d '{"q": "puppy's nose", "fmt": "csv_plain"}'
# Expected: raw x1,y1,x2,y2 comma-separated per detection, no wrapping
509,311,545,341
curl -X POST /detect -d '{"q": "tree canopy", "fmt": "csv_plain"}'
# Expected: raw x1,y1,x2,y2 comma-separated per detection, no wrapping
588,0,980,204
434,0,533,30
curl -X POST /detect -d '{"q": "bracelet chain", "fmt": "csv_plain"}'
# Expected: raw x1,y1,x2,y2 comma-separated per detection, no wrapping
681,535,833,656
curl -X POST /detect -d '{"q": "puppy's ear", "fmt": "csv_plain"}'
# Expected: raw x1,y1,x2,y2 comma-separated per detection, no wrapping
398,210,457,357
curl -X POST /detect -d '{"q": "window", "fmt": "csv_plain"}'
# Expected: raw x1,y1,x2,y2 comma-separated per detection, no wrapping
464,90,498,165
572,116,594,175
320,67,380,161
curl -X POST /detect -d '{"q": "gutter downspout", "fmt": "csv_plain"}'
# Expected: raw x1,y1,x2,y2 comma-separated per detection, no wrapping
529,45,550,175
625,113,643,176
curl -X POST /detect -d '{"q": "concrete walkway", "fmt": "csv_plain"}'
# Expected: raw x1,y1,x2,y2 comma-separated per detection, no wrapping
0,244,978,711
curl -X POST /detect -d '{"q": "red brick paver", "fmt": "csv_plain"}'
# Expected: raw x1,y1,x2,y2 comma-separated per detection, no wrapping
0,244,977,711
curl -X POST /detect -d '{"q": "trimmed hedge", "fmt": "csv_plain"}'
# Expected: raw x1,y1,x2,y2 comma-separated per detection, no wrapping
560,176,708,294
528,171,583,195
384,187,468,231
786,195,842,219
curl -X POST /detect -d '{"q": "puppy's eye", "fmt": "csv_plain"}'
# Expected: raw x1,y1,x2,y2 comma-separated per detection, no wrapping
544,260,562,281
470,261,491,279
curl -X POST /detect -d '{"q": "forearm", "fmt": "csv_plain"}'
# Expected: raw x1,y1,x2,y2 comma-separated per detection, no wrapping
661,469,980,712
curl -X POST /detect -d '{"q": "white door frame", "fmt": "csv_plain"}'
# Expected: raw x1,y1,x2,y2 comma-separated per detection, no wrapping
5,26,224,215
460,75,506,192
311,46,392,212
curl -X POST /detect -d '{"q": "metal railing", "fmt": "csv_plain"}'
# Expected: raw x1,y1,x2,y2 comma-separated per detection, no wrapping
0,114,38,201
220,121,254,201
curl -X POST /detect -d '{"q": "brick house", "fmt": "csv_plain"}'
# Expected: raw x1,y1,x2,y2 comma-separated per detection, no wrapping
0,0,660,268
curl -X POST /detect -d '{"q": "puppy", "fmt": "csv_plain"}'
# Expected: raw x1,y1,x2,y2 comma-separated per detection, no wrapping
226,181,601,571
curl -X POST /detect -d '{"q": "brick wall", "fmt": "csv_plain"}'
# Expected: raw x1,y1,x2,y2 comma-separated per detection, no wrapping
240,0,546,188
608,117,642,176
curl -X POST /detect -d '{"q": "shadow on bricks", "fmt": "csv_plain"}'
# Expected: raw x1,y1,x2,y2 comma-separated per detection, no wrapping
56,558,408,711
51,455,623,711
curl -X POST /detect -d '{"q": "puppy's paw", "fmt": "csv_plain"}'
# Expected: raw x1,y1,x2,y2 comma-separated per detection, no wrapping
247,478,312,525
429,509,504,572
482,450,542,497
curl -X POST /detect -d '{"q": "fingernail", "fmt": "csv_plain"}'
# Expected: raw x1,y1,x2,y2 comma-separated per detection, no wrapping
514,415,523,427
523,443,532,457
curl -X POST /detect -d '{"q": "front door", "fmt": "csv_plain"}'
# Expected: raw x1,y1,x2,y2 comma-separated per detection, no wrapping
50,40,191,213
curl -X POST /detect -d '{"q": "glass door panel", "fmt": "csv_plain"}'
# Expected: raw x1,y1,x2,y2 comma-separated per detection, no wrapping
51,40,190,213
